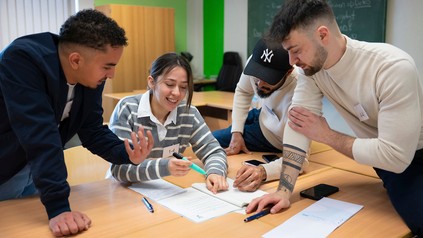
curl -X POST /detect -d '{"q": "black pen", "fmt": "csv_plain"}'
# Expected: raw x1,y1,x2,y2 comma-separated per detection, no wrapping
142,196,154,213
244,208,271,222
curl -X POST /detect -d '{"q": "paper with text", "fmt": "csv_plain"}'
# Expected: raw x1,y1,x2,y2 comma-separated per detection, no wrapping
128,178,268,223
128,179,186,201
262,197,363,238
157,187,241,223
191,178,268,207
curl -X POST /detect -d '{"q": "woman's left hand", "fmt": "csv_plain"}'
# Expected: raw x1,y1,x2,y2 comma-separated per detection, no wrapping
206,174,229,194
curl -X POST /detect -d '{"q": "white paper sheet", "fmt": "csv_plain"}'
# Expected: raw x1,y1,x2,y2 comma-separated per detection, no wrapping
128,178,267,223
128,179,186,201
157,187,242,223
262,198,363,238
191,178,268,207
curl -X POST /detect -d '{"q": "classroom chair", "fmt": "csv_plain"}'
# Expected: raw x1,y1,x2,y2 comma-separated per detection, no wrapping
215,51,243,92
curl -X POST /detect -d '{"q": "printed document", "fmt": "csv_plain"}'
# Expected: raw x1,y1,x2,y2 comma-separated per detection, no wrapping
262,197,363,238
128,179,186,201
129,178,267,223
191,178,267,207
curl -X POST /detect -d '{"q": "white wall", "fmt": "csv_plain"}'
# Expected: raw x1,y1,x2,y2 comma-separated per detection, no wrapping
0,0,76,50
386,0,423,78
186,0,204,79
224,0,248,66
77,0,94,10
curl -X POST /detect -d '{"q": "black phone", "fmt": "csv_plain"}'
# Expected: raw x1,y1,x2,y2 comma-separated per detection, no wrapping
300,183,339,200
244,159,265,166
262,154,279,163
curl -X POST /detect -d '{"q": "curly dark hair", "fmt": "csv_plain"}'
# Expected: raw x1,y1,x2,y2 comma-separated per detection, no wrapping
59,9,128,50
267,0,335,43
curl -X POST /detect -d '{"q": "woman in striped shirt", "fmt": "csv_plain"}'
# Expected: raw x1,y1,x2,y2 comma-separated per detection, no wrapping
109,53,228,193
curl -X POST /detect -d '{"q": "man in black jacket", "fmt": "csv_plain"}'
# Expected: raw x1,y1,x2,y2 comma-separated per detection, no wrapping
0,9,153,237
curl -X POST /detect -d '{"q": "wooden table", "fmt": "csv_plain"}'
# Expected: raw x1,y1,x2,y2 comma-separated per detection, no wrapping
0,151,411,237
120,212,274,238
0,179,181,238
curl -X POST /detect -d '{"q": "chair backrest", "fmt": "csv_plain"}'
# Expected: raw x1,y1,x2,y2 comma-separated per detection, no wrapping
216,52,243,92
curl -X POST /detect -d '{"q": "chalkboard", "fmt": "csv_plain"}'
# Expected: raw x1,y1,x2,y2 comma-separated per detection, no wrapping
248,0,387,54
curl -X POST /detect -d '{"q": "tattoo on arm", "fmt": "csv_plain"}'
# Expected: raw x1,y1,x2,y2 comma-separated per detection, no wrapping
277,145,307,193
278,174,294,192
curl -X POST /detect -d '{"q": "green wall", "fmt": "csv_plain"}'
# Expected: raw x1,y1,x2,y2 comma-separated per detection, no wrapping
203,0,224,78
94,0,187,53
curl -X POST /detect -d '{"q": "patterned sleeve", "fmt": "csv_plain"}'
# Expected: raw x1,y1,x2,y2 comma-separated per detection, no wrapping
108,96,137,141
108,95,171,182
189,107,228,177
110,159,171,182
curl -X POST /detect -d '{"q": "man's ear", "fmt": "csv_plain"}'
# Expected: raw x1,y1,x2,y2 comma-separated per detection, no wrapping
68,52,82,70
317,26,329,42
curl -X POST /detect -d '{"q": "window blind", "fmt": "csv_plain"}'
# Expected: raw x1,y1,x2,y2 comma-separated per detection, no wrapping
0,0,76,50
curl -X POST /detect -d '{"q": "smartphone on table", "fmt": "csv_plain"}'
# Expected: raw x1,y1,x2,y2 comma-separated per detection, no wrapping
244,159,265,166
245,154,279,166
262,154,279,163
300,183,339,200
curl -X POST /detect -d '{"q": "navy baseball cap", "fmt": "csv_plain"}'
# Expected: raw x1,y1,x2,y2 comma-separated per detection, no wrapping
244,38,292,85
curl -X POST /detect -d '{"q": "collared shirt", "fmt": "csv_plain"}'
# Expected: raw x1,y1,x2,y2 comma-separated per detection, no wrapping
137,91,177,141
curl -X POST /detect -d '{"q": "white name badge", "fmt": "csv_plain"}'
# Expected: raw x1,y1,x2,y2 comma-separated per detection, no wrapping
162,144,180,158
354,104,369,121
265,105,280,121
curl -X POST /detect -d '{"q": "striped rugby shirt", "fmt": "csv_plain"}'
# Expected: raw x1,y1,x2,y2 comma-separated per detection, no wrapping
109,91,228,182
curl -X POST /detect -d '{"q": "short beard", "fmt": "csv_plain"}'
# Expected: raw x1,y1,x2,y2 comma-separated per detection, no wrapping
257,89,272,98
303,44,327,76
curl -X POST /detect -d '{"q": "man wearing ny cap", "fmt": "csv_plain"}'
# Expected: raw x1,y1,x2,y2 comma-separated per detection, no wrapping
213,38,300,192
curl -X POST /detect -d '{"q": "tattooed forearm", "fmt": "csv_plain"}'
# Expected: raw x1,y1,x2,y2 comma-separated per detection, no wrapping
277,144,307,193
282,160,302,171
278,174,294,192
283,144,306,168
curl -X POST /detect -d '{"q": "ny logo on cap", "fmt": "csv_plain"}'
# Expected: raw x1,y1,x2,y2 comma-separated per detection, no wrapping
261,49,274,63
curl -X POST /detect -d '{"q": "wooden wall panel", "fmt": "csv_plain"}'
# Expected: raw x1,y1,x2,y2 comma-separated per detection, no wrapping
96,5,175,121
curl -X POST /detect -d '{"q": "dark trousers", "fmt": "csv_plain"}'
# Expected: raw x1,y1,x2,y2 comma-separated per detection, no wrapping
374,149,423,237
212,108,281,153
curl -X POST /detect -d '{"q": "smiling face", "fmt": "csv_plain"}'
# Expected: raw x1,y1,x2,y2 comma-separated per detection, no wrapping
148,66,188,120
64,44,124,88
282,30,328,76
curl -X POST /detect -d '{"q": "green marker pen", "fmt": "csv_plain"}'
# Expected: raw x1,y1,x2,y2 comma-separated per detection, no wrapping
172,152,207,175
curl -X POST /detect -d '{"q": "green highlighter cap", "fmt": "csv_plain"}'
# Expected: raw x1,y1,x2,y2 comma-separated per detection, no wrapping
172,152,207,175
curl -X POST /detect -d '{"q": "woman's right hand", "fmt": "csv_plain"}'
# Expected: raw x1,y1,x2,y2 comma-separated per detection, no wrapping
168,158,191,176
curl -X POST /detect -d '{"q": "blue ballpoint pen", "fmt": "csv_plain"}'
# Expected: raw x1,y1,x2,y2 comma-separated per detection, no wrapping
142,197,154,213
172,152,207,175
243,208,271,222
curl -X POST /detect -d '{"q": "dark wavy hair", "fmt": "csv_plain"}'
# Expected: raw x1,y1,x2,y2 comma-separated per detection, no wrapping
59,9,127,50
267,0,335,42
149,53,194,109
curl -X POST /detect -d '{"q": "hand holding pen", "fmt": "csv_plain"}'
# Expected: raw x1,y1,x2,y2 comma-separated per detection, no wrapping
168,158,192,176
172,152,207,175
